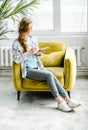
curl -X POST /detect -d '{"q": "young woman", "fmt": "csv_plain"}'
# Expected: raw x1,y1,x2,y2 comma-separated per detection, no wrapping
12,17,81,112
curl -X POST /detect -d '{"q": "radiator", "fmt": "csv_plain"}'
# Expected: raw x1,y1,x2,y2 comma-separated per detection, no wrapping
0,47,12,67
72,46,85,67
0,46,85,67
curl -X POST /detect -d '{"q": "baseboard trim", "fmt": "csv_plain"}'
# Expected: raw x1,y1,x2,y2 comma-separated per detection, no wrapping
77,66,88,76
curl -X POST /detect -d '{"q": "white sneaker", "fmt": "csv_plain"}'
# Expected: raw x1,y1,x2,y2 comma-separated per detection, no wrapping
67,100,81,108
57,101,73,112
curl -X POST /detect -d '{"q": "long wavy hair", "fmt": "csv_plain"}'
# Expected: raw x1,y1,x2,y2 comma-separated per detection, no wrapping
18,17,32,52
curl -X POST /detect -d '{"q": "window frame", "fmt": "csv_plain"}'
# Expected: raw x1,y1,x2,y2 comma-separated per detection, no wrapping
2,0,88,37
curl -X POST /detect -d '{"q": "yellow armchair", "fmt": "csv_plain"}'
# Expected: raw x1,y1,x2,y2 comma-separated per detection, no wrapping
12,42,76,100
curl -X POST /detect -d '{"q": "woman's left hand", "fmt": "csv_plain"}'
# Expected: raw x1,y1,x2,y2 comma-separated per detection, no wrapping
35,50,41,56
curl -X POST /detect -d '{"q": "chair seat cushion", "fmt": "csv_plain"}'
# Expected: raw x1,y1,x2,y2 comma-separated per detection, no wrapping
22,67,64,91
40,51,65,67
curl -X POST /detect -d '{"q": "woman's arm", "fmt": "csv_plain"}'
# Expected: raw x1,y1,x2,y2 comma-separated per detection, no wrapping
12,39,37,63
12,40,25,64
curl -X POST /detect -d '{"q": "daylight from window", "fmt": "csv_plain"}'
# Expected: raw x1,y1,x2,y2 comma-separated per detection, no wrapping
32,0,53,30
0,0,87,34
61,0,87,32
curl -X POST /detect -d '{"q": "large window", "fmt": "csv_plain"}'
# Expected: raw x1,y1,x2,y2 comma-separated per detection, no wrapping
1,0,87,36
61,0,87,32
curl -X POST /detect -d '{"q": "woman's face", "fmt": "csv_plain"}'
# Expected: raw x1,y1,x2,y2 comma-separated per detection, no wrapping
26,23,32,36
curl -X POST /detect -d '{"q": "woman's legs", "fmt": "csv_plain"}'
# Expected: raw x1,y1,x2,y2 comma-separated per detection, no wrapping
26,67,67,100
26,67,81,111
53,76,70,103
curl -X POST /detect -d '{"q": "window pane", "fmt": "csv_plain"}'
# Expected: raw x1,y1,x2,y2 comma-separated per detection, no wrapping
61,0,87,32
28,0,53,30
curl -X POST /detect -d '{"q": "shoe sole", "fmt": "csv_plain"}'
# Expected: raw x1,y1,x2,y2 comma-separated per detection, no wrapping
57,108,73,112
70,104,81,108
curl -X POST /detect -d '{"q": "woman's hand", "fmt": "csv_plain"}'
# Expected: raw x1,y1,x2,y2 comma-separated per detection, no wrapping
27,47,37,54
35,50,41,56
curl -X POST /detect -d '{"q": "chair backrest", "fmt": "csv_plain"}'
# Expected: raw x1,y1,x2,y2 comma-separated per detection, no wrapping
38,41,66,53
39,42,66,67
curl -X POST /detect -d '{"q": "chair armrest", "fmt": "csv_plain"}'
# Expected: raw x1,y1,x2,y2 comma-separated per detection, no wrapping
64,47,76,91
12,61,22,91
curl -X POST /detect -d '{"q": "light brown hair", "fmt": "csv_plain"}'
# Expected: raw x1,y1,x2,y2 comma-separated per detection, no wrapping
18,17,32,52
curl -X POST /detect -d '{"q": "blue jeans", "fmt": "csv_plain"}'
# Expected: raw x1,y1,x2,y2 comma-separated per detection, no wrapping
26,67,67,98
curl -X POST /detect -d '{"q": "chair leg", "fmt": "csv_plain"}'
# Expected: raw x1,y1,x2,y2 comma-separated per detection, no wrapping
67,91,71,98
17,91,20,101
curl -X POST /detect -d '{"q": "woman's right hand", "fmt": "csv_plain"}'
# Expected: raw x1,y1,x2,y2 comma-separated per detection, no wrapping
27,47,37,54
